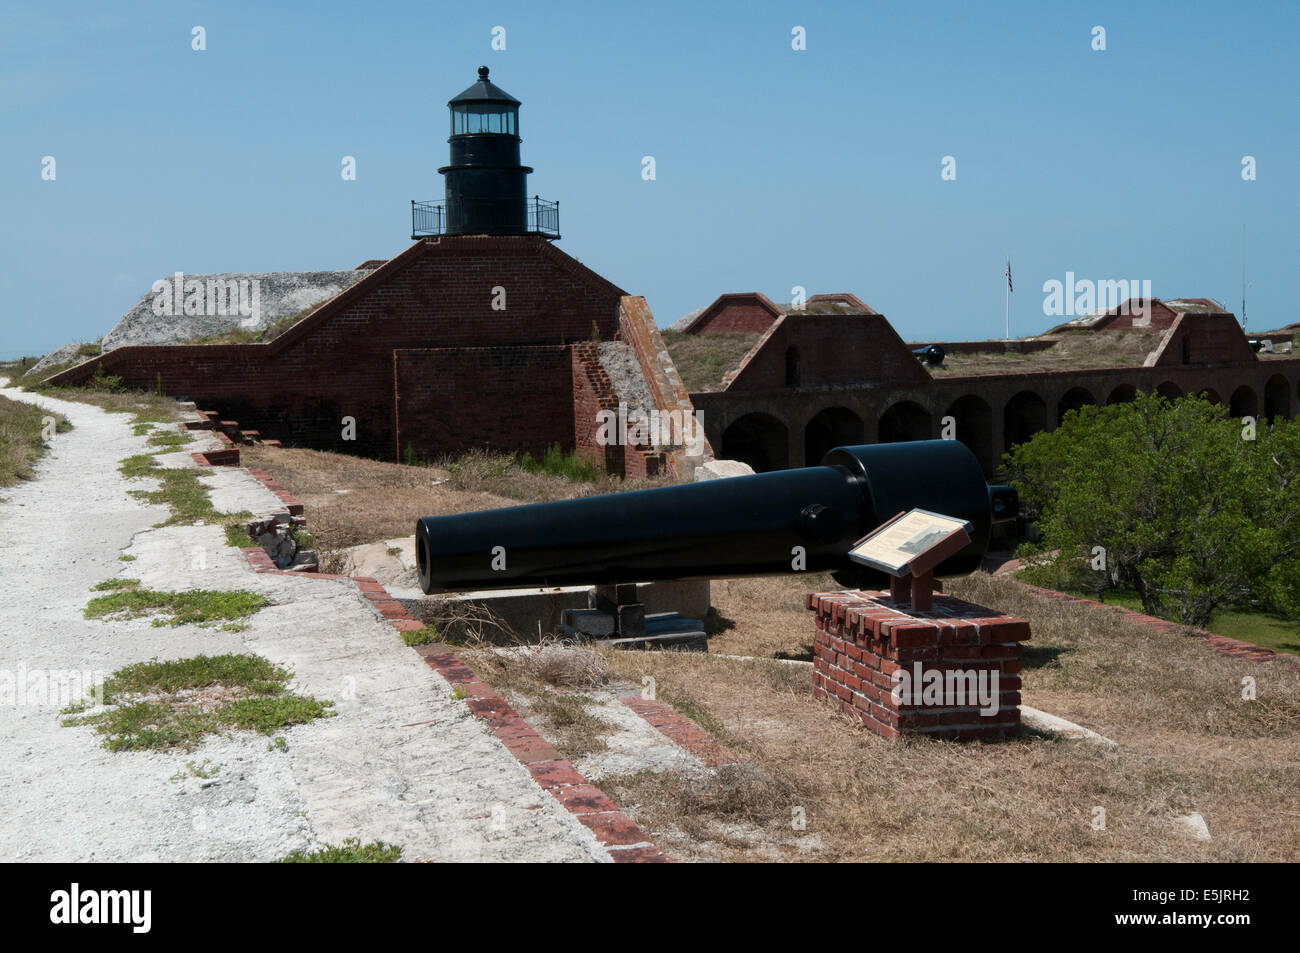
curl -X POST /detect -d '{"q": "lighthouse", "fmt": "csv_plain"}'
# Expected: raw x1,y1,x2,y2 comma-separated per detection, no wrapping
412,67,559,239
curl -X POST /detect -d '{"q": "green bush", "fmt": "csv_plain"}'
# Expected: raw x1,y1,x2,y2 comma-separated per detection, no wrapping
518,443,599,482
1005,392,1300,628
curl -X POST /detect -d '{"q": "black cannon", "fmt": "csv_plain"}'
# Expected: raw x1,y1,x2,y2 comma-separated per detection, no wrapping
416,440,1015,594
912,344,945,366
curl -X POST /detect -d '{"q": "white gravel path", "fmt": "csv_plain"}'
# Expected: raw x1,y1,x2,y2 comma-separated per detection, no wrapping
0,382,610,862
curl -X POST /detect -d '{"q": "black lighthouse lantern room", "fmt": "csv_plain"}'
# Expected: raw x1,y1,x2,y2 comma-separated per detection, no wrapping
411,66,559,239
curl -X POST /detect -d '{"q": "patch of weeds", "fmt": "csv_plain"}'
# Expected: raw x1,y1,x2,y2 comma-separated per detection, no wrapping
126,405,174,426
170,759,220,780
131,422,153,436
90,368,125,393
531,691,610,756
222,513,256,548
118,554,136,562
61,653,333,752
517,443,600,482
0,394,72,486
146,429,191,450
118,452,237,527
401,625,440,647
449,685,466,701
386,546,402,556
658,684,728,739
290,528,315,549
268,736,288,752
65,654,285,702
84,588,270,627
118,454,157,479
129,467,216,525
219,694,334,733
277,839,401,863
91,578,140,592
534,692,596,727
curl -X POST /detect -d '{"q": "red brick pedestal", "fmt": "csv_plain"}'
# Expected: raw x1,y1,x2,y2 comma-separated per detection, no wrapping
807,590,1029,741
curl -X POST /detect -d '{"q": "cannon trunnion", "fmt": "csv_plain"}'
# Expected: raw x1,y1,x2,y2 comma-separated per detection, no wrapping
416,440,1016,595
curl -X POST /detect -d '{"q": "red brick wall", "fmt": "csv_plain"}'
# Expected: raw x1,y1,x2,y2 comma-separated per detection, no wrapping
51,237,626,460
809,590,1026,741
1150,312,1259,367
618,295,712,478
395,346,575,461
686,293,781,335
1098,299,1177,331
727,314,932,391
570,341,667,479
571,343,622,474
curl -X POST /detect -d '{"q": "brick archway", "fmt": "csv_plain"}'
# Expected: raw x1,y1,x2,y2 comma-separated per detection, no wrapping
1230,385,1258,420
1264,374,1290,421
720,412,789,473
804,406,864,466
879,400,931,444
1106,383,1137,405
943,394,994,474
1157,381,1182,400
1003,390,1047,452
1057,386,1097,425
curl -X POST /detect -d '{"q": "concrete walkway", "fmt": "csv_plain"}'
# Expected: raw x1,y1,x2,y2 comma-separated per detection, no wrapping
0,381,611,862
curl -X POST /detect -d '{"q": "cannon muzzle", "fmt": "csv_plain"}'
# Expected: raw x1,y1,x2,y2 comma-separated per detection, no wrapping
912,344,945,366
416,440,1016,594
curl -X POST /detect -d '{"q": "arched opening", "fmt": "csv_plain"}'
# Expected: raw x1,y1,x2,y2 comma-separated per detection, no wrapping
943,395,994,475
879,401,931,444
804,406,864,466
1107,384,1137,405
1156,381,1182,401
1264,374,1290,421
1196,388,1222,405
720,412,789,473
1057,386,1097,425
1003,391,1047,453
785,347,800,388
1229,385,1258,420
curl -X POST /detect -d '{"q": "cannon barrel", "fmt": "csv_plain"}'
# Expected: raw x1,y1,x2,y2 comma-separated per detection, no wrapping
912,344,945,366
416,440,1016,594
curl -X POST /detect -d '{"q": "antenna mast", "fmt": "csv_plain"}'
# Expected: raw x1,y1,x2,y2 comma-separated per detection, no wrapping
1241,224,1247,330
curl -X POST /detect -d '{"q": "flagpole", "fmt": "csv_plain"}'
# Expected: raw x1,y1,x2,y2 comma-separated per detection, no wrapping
1004,255,1011,340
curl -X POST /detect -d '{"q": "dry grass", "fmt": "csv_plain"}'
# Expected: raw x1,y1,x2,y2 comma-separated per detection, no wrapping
463,641,615,759
0,394,70,487
661,330,763,392
512,642,612,690
930,330,1164,377
417,598,519,646
463,640,611,693
15,379,178,423
240,442,1298,861
704,573,840,659
242,444,667,567
589,571,1300,861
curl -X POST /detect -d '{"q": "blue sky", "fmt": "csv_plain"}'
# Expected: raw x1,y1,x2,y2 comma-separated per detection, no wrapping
2,0,1297,358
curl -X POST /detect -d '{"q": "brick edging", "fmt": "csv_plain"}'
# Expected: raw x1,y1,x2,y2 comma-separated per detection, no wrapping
619,695,742,768
226,455,670,860
348,576,667,863
1014,582,1300,672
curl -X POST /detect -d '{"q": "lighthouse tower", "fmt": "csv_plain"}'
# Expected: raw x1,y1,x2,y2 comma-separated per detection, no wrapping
412,67,559,239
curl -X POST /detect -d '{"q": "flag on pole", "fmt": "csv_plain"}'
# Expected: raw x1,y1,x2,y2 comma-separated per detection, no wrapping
1005,257,1013,293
